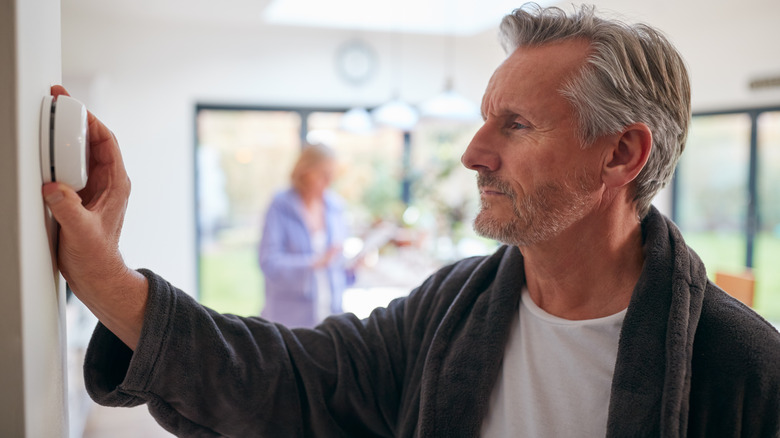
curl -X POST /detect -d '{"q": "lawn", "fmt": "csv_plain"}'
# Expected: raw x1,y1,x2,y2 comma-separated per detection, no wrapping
199,246,264,317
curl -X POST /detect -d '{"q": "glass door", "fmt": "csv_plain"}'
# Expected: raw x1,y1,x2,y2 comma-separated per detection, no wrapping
675,113,751,275
675,109,780,322
755,111,780,317
196,109,302,315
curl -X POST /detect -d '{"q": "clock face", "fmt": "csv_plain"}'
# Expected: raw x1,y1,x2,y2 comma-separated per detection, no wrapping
336,40,377,86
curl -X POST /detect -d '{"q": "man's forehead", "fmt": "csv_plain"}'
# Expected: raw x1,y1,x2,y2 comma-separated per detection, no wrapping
481,40,590,114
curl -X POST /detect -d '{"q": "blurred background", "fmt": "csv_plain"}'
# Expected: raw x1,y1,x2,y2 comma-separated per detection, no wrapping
61,0,780,436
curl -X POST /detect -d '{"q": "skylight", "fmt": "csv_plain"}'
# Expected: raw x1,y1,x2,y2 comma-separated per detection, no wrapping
264,0,556,36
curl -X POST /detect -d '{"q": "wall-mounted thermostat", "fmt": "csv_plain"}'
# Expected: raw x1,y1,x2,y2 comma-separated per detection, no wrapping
40,95,89,191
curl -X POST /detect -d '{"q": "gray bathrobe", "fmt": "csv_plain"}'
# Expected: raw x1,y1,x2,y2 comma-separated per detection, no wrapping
83,207,780,437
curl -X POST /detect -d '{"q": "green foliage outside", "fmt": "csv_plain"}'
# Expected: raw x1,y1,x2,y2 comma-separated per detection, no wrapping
338,156,407,223
199,246,264,317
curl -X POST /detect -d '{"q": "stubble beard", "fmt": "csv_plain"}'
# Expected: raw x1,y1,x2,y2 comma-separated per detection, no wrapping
473,172,595,247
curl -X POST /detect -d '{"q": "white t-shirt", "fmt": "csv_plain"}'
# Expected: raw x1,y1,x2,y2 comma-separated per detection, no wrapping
310,229,331,322
481,288,626,437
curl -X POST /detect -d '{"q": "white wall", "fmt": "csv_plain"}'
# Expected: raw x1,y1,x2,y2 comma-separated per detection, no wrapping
61,0,780,294
0,0,68,436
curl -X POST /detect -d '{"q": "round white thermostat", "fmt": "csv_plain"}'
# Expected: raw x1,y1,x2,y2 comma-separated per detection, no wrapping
40,94,89,191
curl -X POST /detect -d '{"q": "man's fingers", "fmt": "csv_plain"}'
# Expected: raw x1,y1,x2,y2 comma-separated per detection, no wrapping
49,85,122,169
77,101,127,181
51,85,70,98
42,183,89,229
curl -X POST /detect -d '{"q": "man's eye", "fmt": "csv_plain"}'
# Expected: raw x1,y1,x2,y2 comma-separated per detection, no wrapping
511,122,530,130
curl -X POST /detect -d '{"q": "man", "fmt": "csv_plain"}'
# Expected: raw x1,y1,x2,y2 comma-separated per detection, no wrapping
43,3,779,437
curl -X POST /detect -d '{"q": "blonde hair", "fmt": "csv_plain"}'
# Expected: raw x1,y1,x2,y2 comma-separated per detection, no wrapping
290,143,335,192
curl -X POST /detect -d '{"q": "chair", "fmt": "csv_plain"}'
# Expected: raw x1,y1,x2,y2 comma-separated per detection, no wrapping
714,270,756,307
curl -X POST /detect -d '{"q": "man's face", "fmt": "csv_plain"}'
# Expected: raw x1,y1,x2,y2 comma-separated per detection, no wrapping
461,39,606,247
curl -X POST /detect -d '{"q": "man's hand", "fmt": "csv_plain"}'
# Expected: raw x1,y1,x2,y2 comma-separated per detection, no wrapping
42,85,148,350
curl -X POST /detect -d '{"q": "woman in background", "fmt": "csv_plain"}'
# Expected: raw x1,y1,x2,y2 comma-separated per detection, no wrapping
258,143,354,328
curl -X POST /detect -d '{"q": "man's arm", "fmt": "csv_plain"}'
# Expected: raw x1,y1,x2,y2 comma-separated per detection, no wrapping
42,85,148,350
83,267,407,437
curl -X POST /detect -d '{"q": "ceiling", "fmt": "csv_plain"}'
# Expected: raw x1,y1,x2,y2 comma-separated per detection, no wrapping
64,0,558,35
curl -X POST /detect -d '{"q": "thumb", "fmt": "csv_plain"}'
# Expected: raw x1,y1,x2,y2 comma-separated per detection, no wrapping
42,182,88,227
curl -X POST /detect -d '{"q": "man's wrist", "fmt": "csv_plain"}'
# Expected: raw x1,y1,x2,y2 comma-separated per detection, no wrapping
79,265,149,350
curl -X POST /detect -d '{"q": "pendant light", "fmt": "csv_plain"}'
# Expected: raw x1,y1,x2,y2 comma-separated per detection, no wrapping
419,12,480,122
340,106,374,133
419,77,480,121
372,96,419,131
371,31,419,131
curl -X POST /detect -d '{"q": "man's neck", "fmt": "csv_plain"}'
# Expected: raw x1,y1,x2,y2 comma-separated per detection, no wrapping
520,205,645,320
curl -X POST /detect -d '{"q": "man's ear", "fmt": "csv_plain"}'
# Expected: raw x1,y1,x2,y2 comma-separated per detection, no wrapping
602,123,652,189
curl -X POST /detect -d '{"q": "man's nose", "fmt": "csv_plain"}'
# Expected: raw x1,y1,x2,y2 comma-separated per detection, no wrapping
461,123,500,172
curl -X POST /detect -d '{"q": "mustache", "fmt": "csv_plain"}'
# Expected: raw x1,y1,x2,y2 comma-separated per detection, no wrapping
477,173,515,199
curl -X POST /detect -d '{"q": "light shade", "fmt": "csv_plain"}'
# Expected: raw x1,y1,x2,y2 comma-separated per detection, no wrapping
340,107,374,133
371,98,419,131
419,88,481,122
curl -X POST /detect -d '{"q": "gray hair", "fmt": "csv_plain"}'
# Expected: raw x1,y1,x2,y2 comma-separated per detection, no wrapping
499,3,691,218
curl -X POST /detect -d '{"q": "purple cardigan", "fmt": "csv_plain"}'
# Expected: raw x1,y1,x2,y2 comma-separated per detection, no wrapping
258,188,352,328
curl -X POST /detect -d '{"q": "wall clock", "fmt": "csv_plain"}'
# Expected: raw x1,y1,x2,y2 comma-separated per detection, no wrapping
336,39,377,86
